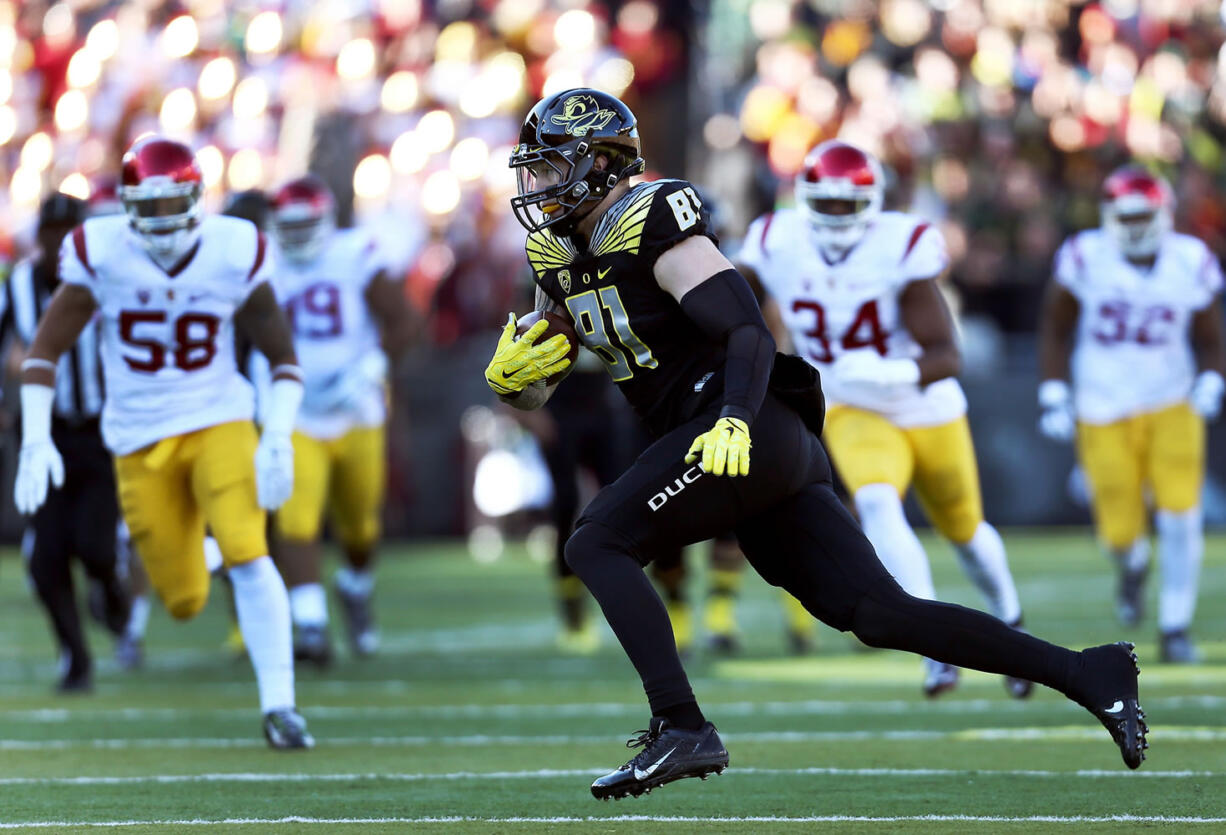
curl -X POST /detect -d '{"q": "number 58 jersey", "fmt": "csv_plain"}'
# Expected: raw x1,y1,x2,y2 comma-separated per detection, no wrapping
1054,228,1223,424
738,209,965,427
60,214,269,455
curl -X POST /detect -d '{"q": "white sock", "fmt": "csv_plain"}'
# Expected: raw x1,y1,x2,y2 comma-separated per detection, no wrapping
1156,507,1203,634
125,595,151,640
953,522,1022,624
1112,538,1151,572
203,536,223,574
335,566,374,598
289,583,328,628
854,484,935,600
229,556,295,714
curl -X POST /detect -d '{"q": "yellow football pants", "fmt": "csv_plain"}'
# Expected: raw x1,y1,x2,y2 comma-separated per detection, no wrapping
823,406,984,544
1077,401,1204,549
114,420,267,621
275,425,386,551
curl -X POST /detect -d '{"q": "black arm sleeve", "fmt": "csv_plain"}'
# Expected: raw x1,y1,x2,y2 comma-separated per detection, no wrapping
679,268,775,426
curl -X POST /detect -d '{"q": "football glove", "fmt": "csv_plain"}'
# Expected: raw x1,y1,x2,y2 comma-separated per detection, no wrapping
1190,370,1225,421
833,351,920,395
485,314,572,396
1038,379,1076,442
14,384,64,515
685,417,751,477
254,375,303,510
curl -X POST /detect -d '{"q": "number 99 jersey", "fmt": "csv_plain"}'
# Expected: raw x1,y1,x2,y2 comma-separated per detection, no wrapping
59,214,268,455
527,179,727,435
738,208,965,428
1054,228,1223,424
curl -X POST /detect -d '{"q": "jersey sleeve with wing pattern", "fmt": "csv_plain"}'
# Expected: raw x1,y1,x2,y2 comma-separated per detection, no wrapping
638,179,718,265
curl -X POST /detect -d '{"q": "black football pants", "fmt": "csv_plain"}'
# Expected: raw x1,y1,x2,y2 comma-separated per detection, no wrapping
27,422,122,673
565,393,1089,717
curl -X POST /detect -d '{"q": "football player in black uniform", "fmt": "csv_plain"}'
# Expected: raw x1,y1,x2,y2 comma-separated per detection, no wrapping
486,88,1149,800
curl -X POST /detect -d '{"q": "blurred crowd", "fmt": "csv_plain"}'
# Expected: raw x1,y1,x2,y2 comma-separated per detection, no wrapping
1,0,1225,341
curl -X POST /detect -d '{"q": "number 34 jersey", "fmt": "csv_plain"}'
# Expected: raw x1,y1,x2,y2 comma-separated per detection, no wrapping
527,179,726,435
738,208,965,428
1054,228,1223,424
271,229,386,439
60,214,269,456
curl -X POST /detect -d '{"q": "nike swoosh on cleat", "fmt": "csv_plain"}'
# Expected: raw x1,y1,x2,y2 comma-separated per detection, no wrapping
633,746,677,780
1104,700,1125,714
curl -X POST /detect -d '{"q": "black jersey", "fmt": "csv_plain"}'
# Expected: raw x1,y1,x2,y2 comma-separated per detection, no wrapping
527,179,726,435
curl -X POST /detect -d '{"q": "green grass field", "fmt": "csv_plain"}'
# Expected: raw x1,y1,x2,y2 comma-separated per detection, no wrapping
1,530,1224,833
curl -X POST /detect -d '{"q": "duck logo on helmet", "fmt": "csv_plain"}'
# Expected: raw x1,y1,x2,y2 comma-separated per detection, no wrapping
550,94,617,137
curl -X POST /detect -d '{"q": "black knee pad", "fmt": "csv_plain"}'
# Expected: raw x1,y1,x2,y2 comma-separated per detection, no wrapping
849,585,916,648
563,522,610,576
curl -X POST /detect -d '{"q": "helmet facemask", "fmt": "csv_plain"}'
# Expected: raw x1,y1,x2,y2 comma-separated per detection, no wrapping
121,179,203,266
1102,196,1171,259
510,139,631,236
273,202,335,264
795,179,882,260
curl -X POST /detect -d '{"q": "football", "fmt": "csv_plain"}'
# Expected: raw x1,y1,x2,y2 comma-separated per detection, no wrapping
516,310,580,385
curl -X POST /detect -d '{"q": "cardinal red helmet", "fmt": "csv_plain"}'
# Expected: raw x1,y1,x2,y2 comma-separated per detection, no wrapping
795,140,884,256
120,136,204,262
1100,165,1173,258
271,175,335,263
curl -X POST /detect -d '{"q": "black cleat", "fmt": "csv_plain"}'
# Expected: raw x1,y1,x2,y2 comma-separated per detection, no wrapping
706,633,739,656
1077,641,1148,769
590,717,729,800
1159,630,1201,664
293,625,332,668
1004,619,1034,699
263,708,315,750
922,659,959,698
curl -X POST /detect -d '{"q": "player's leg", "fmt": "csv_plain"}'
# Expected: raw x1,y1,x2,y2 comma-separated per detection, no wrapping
28,477,91,691
823,406,952,691
909,416,1029,697
194,421,311,749
540,411,594,651
1147,402,1206,662
910,417,1023,624
734,480,1147,769
114,439,210,622
274,431,332,666
71,432,128,640
329,424,387,656
1077,417,1149,625
702,533,746,653
570,395,830,798
650,546,692,654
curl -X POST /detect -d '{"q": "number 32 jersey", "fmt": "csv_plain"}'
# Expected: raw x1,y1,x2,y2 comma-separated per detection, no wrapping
60,214,269,455
1054,228,1222,424
738,208,965,427
527,179,726,435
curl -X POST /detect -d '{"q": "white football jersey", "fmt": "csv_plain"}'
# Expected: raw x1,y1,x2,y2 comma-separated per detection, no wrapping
59,214,268,455
272,228,387,439
739,209,965,427
1054,228,1223,424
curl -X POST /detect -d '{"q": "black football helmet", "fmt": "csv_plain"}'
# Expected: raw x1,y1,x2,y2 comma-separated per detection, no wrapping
509,88,645,235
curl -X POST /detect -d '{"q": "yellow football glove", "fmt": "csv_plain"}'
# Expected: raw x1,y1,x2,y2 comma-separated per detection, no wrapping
485,313,573,396
685,417,751,477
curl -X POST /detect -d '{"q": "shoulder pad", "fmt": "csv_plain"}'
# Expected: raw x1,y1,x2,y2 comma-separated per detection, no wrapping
590,179,713,261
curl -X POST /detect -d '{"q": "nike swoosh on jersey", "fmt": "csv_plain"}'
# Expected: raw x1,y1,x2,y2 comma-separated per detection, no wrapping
633,746,677,780
1103,700,1125,714
598,267,612,280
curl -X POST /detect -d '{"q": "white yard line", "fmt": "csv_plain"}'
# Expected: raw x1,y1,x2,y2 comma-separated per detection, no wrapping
0,766,1221,786
4,694,1224,723
2,726,1224,750
2,814,1226,828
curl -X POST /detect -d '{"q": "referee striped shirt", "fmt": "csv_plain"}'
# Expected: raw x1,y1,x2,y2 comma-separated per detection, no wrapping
0,256,104,423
